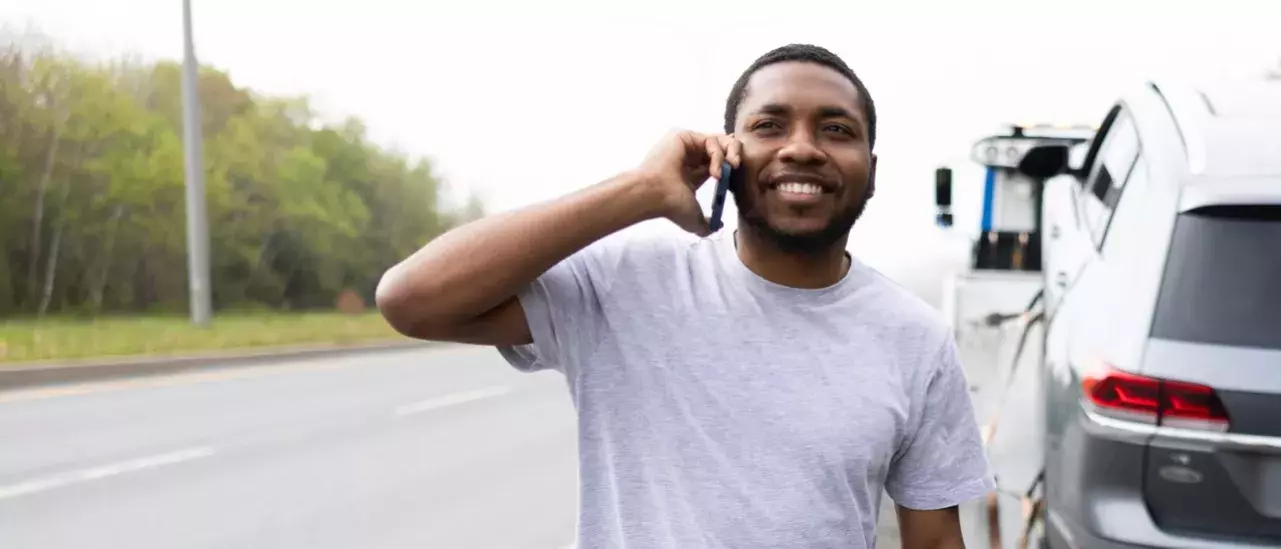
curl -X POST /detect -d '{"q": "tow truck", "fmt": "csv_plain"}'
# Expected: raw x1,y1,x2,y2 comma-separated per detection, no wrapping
934,123,1096,549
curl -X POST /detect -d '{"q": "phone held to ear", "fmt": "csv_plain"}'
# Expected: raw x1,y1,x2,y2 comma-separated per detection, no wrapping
709,161,732,233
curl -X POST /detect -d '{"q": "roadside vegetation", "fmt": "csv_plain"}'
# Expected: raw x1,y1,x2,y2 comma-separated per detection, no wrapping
0,312,403,364
0,29,470,362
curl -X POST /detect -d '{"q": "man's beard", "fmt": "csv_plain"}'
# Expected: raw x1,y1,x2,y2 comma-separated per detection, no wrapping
733,185,870,256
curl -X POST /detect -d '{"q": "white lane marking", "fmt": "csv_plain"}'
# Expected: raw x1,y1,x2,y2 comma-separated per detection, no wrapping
0,447,216,501
394,386,513,417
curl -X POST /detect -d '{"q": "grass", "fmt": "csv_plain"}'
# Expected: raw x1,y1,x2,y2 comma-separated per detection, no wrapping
0,312,405,365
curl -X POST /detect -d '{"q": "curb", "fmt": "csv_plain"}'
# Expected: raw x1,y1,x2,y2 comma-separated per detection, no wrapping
0,340,432,391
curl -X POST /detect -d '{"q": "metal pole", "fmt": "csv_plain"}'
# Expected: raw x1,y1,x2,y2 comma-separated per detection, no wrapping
181,0,212,325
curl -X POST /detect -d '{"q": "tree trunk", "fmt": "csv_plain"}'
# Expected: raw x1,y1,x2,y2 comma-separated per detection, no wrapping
26,121,61,305
88,204,126,311
37,215,63,317
0,248,12,314
254,233,273,272
131,256,149,311
37,180,72,317
35,146,77,316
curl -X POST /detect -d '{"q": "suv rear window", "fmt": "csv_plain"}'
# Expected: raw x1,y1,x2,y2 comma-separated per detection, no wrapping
1152,205,1281,350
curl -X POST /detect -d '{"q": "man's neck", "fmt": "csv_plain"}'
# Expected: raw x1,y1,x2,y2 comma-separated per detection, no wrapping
733,227,851,289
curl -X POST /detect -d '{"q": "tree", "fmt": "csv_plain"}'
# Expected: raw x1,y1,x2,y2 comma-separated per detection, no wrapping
0,31,478,318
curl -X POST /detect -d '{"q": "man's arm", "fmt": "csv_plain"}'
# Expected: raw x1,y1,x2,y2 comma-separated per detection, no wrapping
896,505,966,549
374,131,740,346
376,172,660,346
886,334,995,548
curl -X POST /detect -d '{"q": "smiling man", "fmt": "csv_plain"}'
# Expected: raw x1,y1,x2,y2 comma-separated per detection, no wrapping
376,44,994,549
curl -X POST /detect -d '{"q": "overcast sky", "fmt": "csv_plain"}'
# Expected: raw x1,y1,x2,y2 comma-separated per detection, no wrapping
4,0,1279,300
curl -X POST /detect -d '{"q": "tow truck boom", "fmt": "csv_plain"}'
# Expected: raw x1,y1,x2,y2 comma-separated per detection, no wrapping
936,122,1096,549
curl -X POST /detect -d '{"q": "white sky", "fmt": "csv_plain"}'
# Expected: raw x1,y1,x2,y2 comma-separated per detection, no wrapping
4,0,1280,300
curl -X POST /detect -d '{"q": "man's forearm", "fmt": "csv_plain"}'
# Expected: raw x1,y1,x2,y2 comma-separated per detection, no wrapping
896,505,968,549
376,169,665,336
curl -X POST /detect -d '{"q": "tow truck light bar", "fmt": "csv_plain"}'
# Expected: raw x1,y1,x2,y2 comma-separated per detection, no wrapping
971,137,1033,169
1012,122,1099,133
970,124,1096,170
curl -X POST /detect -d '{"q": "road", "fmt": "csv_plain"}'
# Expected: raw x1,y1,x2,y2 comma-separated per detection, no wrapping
0,344,904,549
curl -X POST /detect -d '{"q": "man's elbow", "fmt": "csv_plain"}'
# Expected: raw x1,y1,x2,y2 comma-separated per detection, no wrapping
374,263,527,346
374,267,444,340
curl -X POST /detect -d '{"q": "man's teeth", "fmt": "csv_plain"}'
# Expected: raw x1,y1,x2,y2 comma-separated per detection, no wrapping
777,182,822,195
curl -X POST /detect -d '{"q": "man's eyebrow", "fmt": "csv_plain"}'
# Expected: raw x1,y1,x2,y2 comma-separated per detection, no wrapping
752,103,791,116
817,106,861,121
750,103,862,121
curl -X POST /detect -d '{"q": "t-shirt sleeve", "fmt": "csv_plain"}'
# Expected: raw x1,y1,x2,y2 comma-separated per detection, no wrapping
885,335,997,510
494,234,628,376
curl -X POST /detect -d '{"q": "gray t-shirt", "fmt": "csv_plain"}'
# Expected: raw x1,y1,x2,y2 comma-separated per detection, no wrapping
497,224,994,549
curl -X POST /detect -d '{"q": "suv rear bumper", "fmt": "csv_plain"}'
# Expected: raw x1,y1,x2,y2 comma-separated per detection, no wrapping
1046,509,1151,549
1049,506,1280,549
1049,410,1281,549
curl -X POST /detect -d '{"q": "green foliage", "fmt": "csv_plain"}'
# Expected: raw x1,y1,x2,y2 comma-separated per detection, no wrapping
0,32,470,317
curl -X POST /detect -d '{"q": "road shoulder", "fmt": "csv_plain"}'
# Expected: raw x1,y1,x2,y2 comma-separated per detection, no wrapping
0,339,429,391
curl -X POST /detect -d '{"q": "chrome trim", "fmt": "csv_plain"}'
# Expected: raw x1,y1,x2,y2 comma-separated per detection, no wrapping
1150,82,1187,152
1045,508,1078,549
1084,410,1281,451
1148,81,1210,174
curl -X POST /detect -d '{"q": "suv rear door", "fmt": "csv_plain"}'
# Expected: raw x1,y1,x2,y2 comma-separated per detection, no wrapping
1141,204,1281,542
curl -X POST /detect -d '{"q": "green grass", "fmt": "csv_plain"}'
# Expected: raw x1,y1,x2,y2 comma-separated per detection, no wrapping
0,312,404,365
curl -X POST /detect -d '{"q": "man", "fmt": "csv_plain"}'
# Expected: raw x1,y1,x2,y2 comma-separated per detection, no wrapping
377,44,994,549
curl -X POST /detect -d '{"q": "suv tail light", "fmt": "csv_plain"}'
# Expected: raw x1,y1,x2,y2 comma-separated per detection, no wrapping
1082,366,1229,432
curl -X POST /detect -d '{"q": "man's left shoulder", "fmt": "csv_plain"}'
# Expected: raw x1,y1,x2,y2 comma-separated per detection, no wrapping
849,261,953,359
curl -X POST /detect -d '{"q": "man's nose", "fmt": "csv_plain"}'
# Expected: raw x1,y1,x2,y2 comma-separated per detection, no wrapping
778,131,826,165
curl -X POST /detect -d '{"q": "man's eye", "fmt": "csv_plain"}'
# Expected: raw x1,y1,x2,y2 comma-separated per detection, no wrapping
753,121,781,131
825,124,854,136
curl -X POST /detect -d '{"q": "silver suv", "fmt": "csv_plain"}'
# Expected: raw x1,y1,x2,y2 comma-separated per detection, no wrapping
1037,80,1281,548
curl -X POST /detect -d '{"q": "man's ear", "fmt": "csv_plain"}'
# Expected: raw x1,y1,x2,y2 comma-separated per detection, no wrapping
867,154,878,199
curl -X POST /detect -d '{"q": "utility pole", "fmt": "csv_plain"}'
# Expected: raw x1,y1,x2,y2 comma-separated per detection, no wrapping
181,0,212,325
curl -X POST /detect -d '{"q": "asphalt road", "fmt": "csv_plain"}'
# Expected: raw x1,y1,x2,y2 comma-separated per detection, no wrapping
0,344,905,549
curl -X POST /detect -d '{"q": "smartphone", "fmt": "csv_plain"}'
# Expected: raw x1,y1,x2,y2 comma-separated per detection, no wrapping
708,160,733,233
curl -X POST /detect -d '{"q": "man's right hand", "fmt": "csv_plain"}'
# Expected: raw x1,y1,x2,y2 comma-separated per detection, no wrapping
636,130,743,236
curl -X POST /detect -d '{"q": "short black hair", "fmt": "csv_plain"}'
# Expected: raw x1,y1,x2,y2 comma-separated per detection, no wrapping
723,44,876,149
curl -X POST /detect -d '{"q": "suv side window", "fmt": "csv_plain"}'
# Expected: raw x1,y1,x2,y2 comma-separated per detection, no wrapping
1079,109,1140,248
1101,155,1149,259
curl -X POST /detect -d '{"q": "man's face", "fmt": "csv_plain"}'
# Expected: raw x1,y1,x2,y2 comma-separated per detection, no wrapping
731,61,876,254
